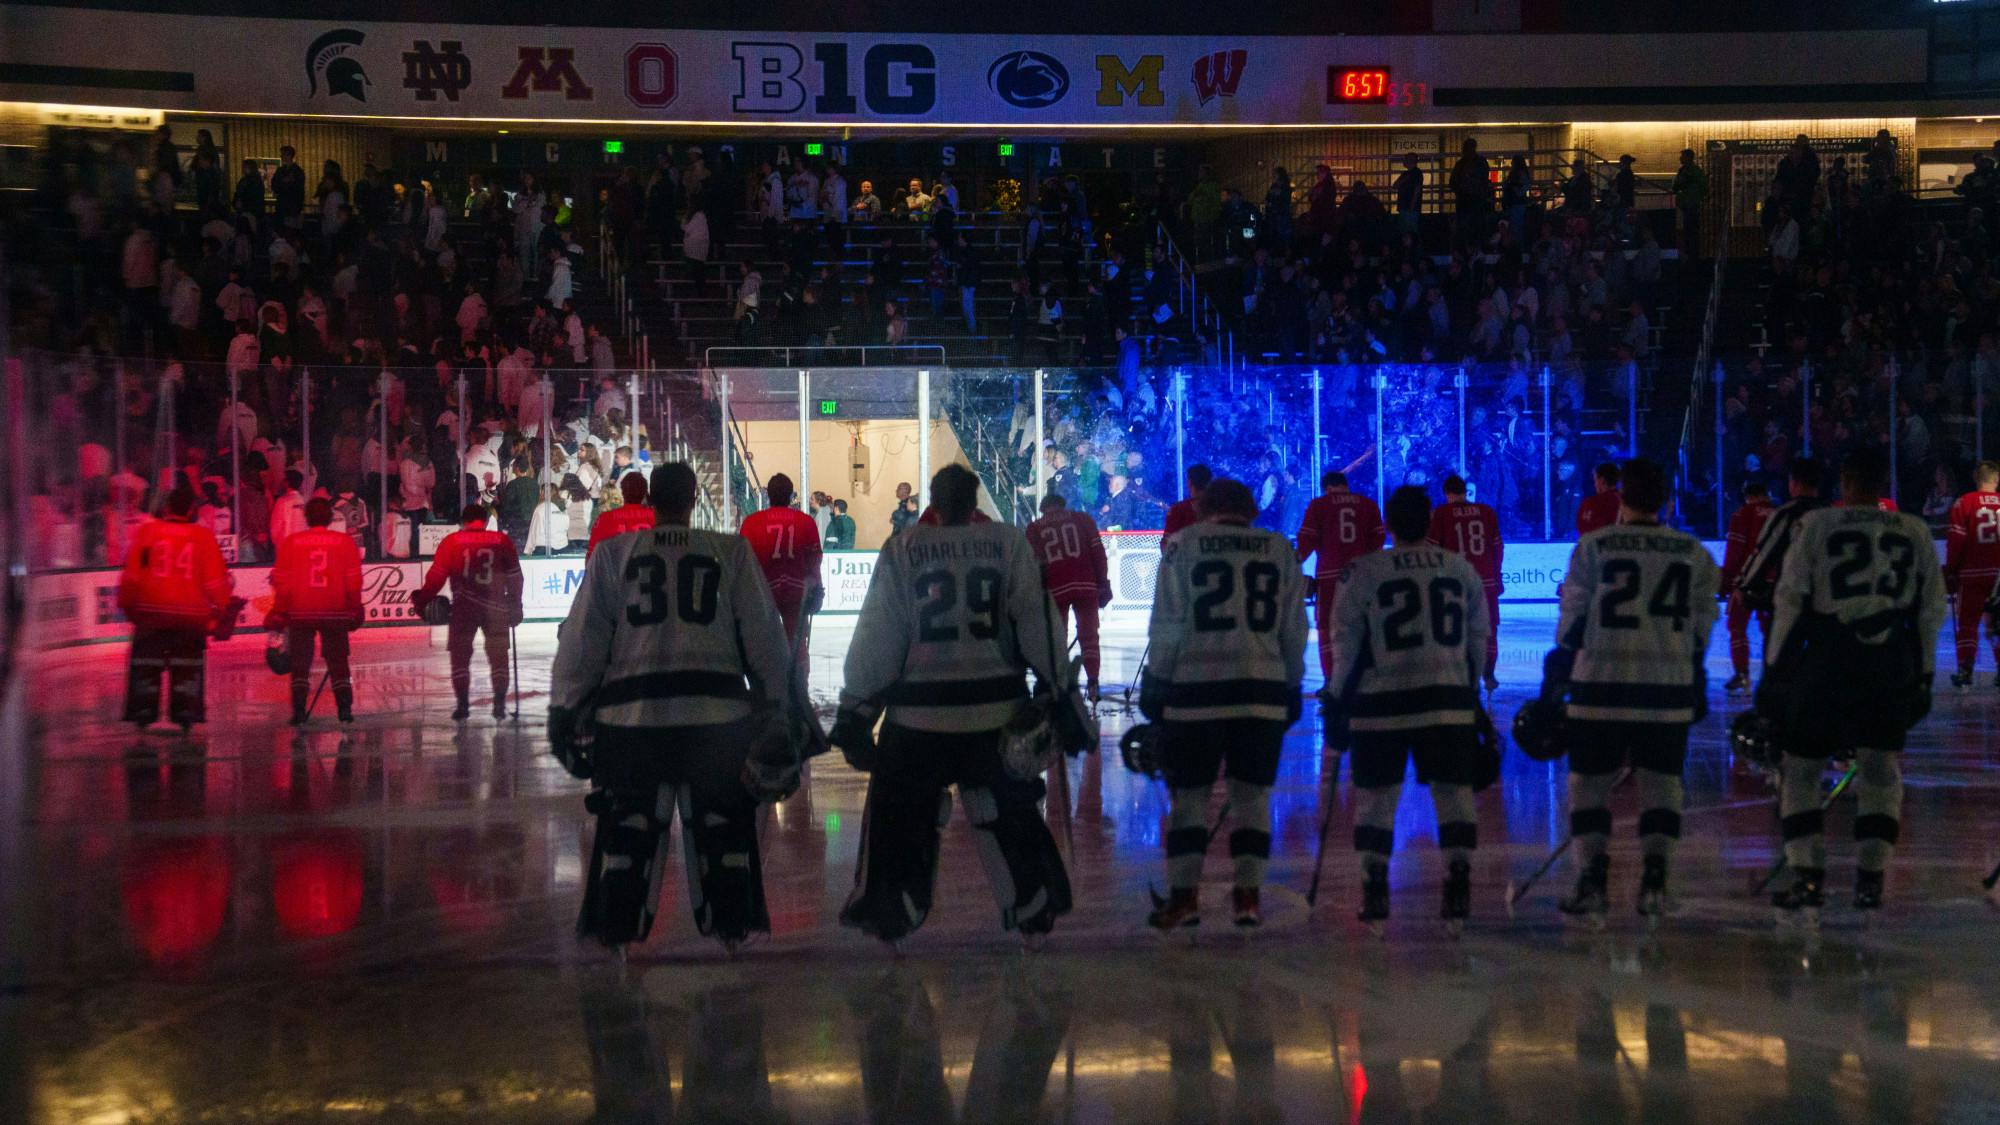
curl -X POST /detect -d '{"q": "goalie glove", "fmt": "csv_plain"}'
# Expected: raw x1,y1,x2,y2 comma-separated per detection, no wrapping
1138,671,1168,723
830,703,881,772
547,706,593,780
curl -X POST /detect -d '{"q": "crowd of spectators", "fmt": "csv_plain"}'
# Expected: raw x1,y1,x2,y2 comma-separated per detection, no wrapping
8,125,671,569
1712,130,1999,526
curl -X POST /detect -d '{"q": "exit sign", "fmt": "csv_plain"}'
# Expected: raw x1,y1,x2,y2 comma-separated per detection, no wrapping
818,400,838,416
804,142,824,156
998,142,1014,157
602,140,624,154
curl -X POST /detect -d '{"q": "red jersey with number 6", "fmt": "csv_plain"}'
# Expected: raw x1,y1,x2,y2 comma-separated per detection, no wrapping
1946,490,2000,582
740,506,824,603
1427,500,1504,589
1027,508,1109,602
416,522,522,615
271,526,364,625
1295,491,1384,581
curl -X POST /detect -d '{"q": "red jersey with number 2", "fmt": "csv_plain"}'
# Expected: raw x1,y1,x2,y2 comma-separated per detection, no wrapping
1947,490,2000,582
740,507,824,603
1427,501,1503,589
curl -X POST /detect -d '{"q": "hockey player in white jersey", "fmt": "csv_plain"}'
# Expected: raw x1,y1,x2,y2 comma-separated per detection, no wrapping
1544,459,1719,922
1757,449,1945,918
1140,478,1308,930
548,463,813,953
1328,486,1490,931
832,464,1080,947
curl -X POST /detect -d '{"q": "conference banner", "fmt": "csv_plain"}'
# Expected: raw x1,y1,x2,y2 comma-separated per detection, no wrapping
0,11,1924,128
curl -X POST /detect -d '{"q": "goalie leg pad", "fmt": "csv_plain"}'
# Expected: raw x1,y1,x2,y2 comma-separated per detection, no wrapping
839,725,950,941
677,738,770,940
961,775,1072,933
123,627,170,724
578,784,675,947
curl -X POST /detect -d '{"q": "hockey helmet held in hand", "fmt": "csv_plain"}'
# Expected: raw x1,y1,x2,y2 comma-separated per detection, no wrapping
1510,697,1569,762
264,631,291,676
1119,722,1164,779
419,594,452,626
1729,708,1783,770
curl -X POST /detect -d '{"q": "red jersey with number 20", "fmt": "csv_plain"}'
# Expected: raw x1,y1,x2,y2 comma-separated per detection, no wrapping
1295,491,1384,581
1946,490,2000,582
739,506,825,604
1427,501,1504,589
1027,508,1109,602
416,522,523,615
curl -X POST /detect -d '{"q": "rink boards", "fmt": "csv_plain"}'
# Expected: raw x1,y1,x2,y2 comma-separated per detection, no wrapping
24,537,1713,649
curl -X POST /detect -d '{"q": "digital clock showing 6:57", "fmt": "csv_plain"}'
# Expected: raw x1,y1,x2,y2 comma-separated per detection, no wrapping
1327,67,1428,106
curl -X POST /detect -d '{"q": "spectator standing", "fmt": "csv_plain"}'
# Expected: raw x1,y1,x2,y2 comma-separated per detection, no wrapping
270,146,306,231
1674,148,1709,257
823,499,856,550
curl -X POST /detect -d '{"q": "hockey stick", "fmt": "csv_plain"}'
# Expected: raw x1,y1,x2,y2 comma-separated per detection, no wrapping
510,626,522,723
1504,766,1633,918
1304,752,1343,908
1050,755,1078,862
303,669,332,721
1750,763,1858,896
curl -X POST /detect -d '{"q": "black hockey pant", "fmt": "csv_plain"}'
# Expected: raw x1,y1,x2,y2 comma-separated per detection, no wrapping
288,624,354,715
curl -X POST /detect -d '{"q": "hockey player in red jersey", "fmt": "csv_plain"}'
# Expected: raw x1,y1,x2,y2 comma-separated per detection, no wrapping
1295,471,1384,682
1945,460,2000,689
1027,493,1113,700
739,473,825,677
1575,462,1622,536
1718,480,1776,693
269,497,365,723
586,472,657,558
118,487,235,730
412,503,524,721
1161,464,1213,541
1428,474,1504,692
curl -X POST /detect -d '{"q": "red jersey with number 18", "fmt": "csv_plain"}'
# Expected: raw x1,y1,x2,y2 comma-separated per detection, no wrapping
1427,500,1503,589
740,506,824,603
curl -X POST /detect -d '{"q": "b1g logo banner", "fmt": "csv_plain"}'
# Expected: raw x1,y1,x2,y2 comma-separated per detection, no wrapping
0,12,1933,126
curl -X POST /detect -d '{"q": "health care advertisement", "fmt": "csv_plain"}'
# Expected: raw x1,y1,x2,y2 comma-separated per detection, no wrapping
25,535,1663,650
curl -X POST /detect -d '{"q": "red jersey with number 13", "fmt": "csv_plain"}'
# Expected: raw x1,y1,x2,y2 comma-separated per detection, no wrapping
1427,501,1504,589
416,523,522,614
740,506,824,603
1946,490,2000,581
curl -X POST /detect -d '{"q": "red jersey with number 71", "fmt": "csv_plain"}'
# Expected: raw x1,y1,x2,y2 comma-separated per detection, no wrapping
1295,491,1384,581
1946,490,2000,581
740,506,824,603
1427,500,1504,589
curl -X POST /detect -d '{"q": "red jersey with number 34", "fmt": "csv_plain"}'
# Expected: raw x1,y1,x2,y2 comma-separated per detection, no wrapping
271,526,364,625
739,507,824,604
416,523,522,615
1027,508,1109,602
1427,501,1504,590
1946,490,2000,582
117,515,233,629
1295,492,1384,581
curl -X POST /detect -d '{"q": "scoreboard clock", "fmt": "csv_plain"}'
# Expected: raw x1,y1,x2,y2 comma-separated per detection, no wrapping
1327,68,1428,106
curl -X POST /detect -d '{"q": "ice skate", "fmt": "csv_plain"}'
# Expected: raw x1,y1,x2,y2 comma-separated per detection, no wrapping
1147,887,1200,933
451,700,470,722
1482,673,1500,695
1559,856,1610,929
1724,672,1750,694
1773,867,1825,928
1853,869,1885,913
493,700,508,720
1441,858,1471,938
1952,669,1974,690
289,706,308,726
337,705,354,723
1231,887,1262,929
1358,872,1389,937
1638,855,1672,927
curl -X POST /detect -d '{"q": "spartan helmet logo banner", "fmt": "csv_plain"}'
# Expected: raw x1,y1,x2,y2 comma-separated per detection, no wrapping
306,28,370,101
1191,49,1246,105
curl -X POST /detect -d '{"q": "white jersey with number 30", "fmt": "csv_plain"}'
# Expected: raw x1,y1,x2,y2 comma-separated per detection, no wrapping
1557,522,1720,724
